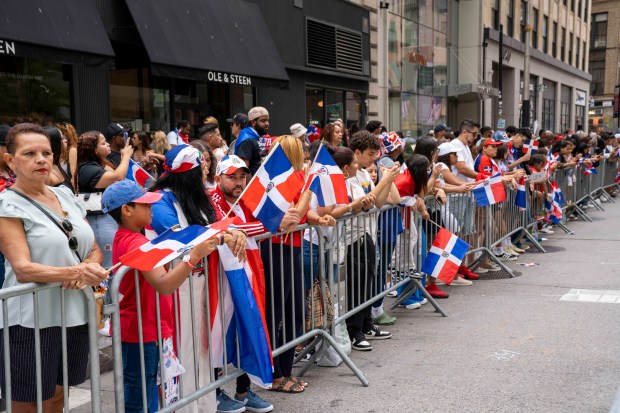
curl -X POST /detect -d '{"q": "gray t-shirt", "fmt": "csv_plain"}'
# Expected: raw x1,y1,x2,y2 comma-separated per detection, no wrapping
0,186,94,328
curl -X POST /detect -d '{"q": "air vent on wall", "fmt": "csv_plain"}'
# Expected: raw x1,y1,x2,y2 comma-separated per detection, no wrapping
306,18,364,75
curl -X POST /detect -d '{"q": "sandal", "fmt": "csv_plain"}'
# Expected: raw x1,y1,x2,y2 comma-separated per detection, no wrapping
289,376,309,388
270,377,305,393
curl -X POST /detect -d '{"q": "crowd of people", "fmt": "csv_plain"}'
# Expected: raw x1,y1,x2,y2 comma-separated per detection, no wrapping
0,108,618,413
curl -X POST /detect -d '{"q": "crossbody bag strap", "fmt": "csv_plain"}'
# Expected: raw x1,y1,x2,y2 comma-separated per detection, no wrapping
8,188,82,262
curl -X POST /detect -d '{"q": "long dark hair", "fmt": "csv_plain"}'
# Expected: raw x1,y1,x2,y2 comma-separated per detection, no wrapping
412,137,437,164
189,140,216,184
150,167,216,225
44,126,73,189
406,154,430,197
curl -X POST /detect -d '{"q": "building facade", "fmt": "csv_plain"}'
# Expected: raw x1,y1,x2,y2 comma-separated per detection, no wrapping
481,0,592,132
0,0,370,140
588,0,620,131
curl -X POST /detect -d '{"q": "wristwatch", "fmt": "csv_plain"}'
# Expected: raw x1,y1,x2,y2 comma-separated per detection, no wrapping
182,254,196,269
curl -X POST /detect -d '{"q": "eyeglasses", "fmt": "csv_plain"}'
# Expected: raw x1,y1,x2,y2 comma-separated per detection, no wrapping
61,219,79,251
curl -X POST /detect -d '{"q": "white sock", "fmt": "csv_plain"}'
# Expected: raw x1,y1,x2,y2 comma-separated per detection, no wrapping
371,305,384,318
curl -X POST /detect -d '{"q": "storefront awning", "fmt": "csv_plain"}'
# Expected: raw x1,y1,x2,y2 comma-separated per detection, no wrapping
0,0,115,67
125,0,289,86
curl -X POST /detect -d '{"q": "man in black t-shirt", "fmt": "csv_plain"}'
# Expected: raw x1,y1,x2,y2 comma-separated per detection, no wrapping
105,123,130,168
233,107,269,176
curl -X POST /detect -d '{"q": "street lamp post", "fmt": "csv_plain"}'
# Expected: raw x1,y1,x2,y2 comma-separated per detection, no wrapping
522,1,532,128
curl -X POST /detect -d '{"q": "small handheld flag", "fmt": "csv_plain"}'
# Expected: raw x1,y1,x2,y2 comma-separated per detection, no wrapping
305,144,348,207
472,174,507,207
522,138,539,154
421,228,470,284
127,159,155,188
239,143,305,233
119,219,233,271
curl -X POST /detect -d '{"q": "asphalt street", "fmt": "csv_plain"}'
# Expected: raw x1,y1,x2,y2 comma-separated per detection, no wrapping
70,198,620,413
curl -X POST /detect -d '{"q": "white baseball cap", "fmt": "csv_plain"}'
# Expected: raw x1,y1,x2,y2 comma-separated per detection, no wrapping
437,141,458,157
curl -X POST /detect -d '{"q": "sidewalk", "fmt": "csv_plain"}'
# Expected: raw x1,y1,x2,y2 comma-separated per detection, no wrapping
71,199,620,412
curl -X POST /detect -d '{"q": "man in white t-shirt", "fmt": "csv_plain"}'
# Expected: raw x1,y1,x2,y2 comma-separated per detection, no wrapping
451,119,480,183
166,120,191,147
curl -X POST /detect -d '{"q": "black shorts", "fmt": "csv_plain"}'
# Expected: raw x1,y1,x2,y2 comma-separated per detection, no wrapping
0,324,90,402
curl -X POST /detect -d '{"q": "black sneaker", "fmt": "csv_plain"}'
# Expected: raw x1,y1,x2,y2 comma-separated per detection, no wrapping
364,325,392,340
351,334,373,351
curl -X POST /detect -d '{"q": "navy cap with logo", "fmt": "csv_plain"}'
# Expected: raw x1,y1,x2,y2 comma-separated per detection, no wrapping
105,123,130,141
434,123,451,133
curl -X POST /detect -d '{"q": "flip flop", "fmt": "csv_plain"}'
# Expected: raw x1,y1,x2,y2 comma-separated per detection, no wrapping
269,377,304,393
289,376,309,388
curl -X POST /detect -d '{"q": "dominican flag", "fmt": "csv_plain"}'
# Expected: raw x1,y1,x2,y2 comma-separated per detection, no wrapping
119,219,233,271
239,143,305,233
615,170,620,184
421,228,470,284
583,166,597,176
514,177,527,209
305,144,348,207
472,174,507,206
306,125,321,143
126,159,154,188
544,182,564,224
209,240,273,388
550,180,565,206
522,138,539,154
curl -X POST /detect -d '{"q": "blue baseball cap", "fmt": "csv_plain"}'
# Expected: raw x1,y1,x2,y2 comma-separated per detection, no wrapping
101,180,163,213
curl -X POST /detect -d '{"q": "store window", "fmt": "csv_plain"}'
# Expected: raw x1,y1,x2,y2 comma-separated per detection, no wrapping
0,57,70,125
542,98,555,131
575,105,585,130
305,86,365,130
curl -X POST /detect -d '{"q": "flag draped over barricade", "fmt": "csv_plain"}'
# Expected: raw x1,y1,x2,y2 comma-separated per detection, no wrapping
305,144,348,207
127,159,155,188
239,143,304,233
118,220,232,271
472,173,506,206
209,239,273,388
544,181,564,224
514,177,527,209
421,228,470,284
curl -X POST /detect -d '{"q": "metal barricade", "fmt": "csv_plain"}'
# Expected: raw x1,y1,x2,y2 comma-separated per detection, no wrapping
0,283,102,413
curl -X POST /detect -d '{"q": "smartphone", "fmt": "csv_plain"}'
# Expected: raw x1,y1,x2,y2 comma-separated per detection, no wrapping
123,131,129,143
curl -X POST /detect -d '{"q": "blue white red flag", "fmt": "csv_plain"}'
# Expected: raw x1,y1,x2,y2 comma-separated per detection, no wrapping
119,219,233,271
550,180,565,206
583,166,597,176
306,125,321,143
126,159,155,188
615,170,620,184
522,138,539,154
514,177,527,209
421,228,470,284
472,174,507,206
239,143,305,233
305,144,348,207
209,239,273,388
544,181,564,224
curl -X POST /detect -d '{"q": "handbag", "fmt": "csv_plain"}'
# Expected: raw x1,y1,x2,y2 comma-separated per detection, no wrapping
75,191,103,214
305,277,334,330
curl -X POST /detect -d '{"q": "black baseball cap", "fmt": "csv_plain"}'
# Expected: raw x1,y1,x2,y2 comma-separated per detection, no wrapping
105,123,130,140
226,113,250,127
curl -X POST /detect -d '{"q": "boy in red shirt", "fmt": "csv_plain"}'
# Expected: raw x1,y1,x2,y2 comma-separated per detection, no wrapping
103,180,222,412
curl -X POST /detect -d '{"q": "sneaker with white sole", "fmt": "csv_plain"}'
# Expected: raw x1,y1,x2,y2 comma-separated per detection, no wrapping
450,276,473,286
217,391,246,413
539,227,554,234
494,252,518,261
399,296,422,309
420,298,428,305
364,325,392,340
351,334,373,351
510,245,526,253
235,389,273,413
504,246,520,255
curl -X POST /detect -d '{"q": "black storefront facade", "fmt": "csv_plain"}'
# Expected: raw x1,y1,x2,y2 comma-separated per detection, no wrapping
0,0,369,139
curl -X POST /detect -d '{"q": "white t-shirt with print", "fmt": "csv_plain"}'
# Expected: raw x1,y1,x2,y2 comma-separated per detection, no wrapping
451,138,475,183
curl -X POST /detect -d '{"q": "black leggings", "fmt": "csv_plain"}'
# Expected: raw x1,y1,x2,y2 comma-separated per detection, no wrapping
345,234,377,339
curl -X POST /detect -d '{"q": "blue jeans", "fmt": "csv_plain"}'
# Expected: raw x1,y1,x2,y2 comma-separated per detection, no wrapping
303,242,327,290
122,341,159,413
87,213,118,269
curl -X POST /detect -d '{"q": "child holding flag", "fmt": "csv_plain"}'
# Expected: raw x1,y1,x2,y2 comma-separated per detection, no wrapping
103,180,226,412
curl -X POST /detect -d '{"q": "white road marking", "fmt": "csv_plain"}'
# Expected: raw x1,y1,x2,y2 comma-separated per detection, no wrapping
560,289,620,304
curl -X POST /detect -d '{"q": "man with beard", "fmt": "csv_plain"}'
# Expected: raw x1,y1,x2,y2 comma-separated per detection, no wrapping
233,106,269,175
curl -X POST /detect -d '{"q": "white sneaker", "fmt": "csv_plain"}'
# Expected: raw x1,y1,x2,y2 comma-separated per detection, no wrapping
420,298,428,305
98,318,111,337
539,227,554,234
450,276,473,286
505,246,520,255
